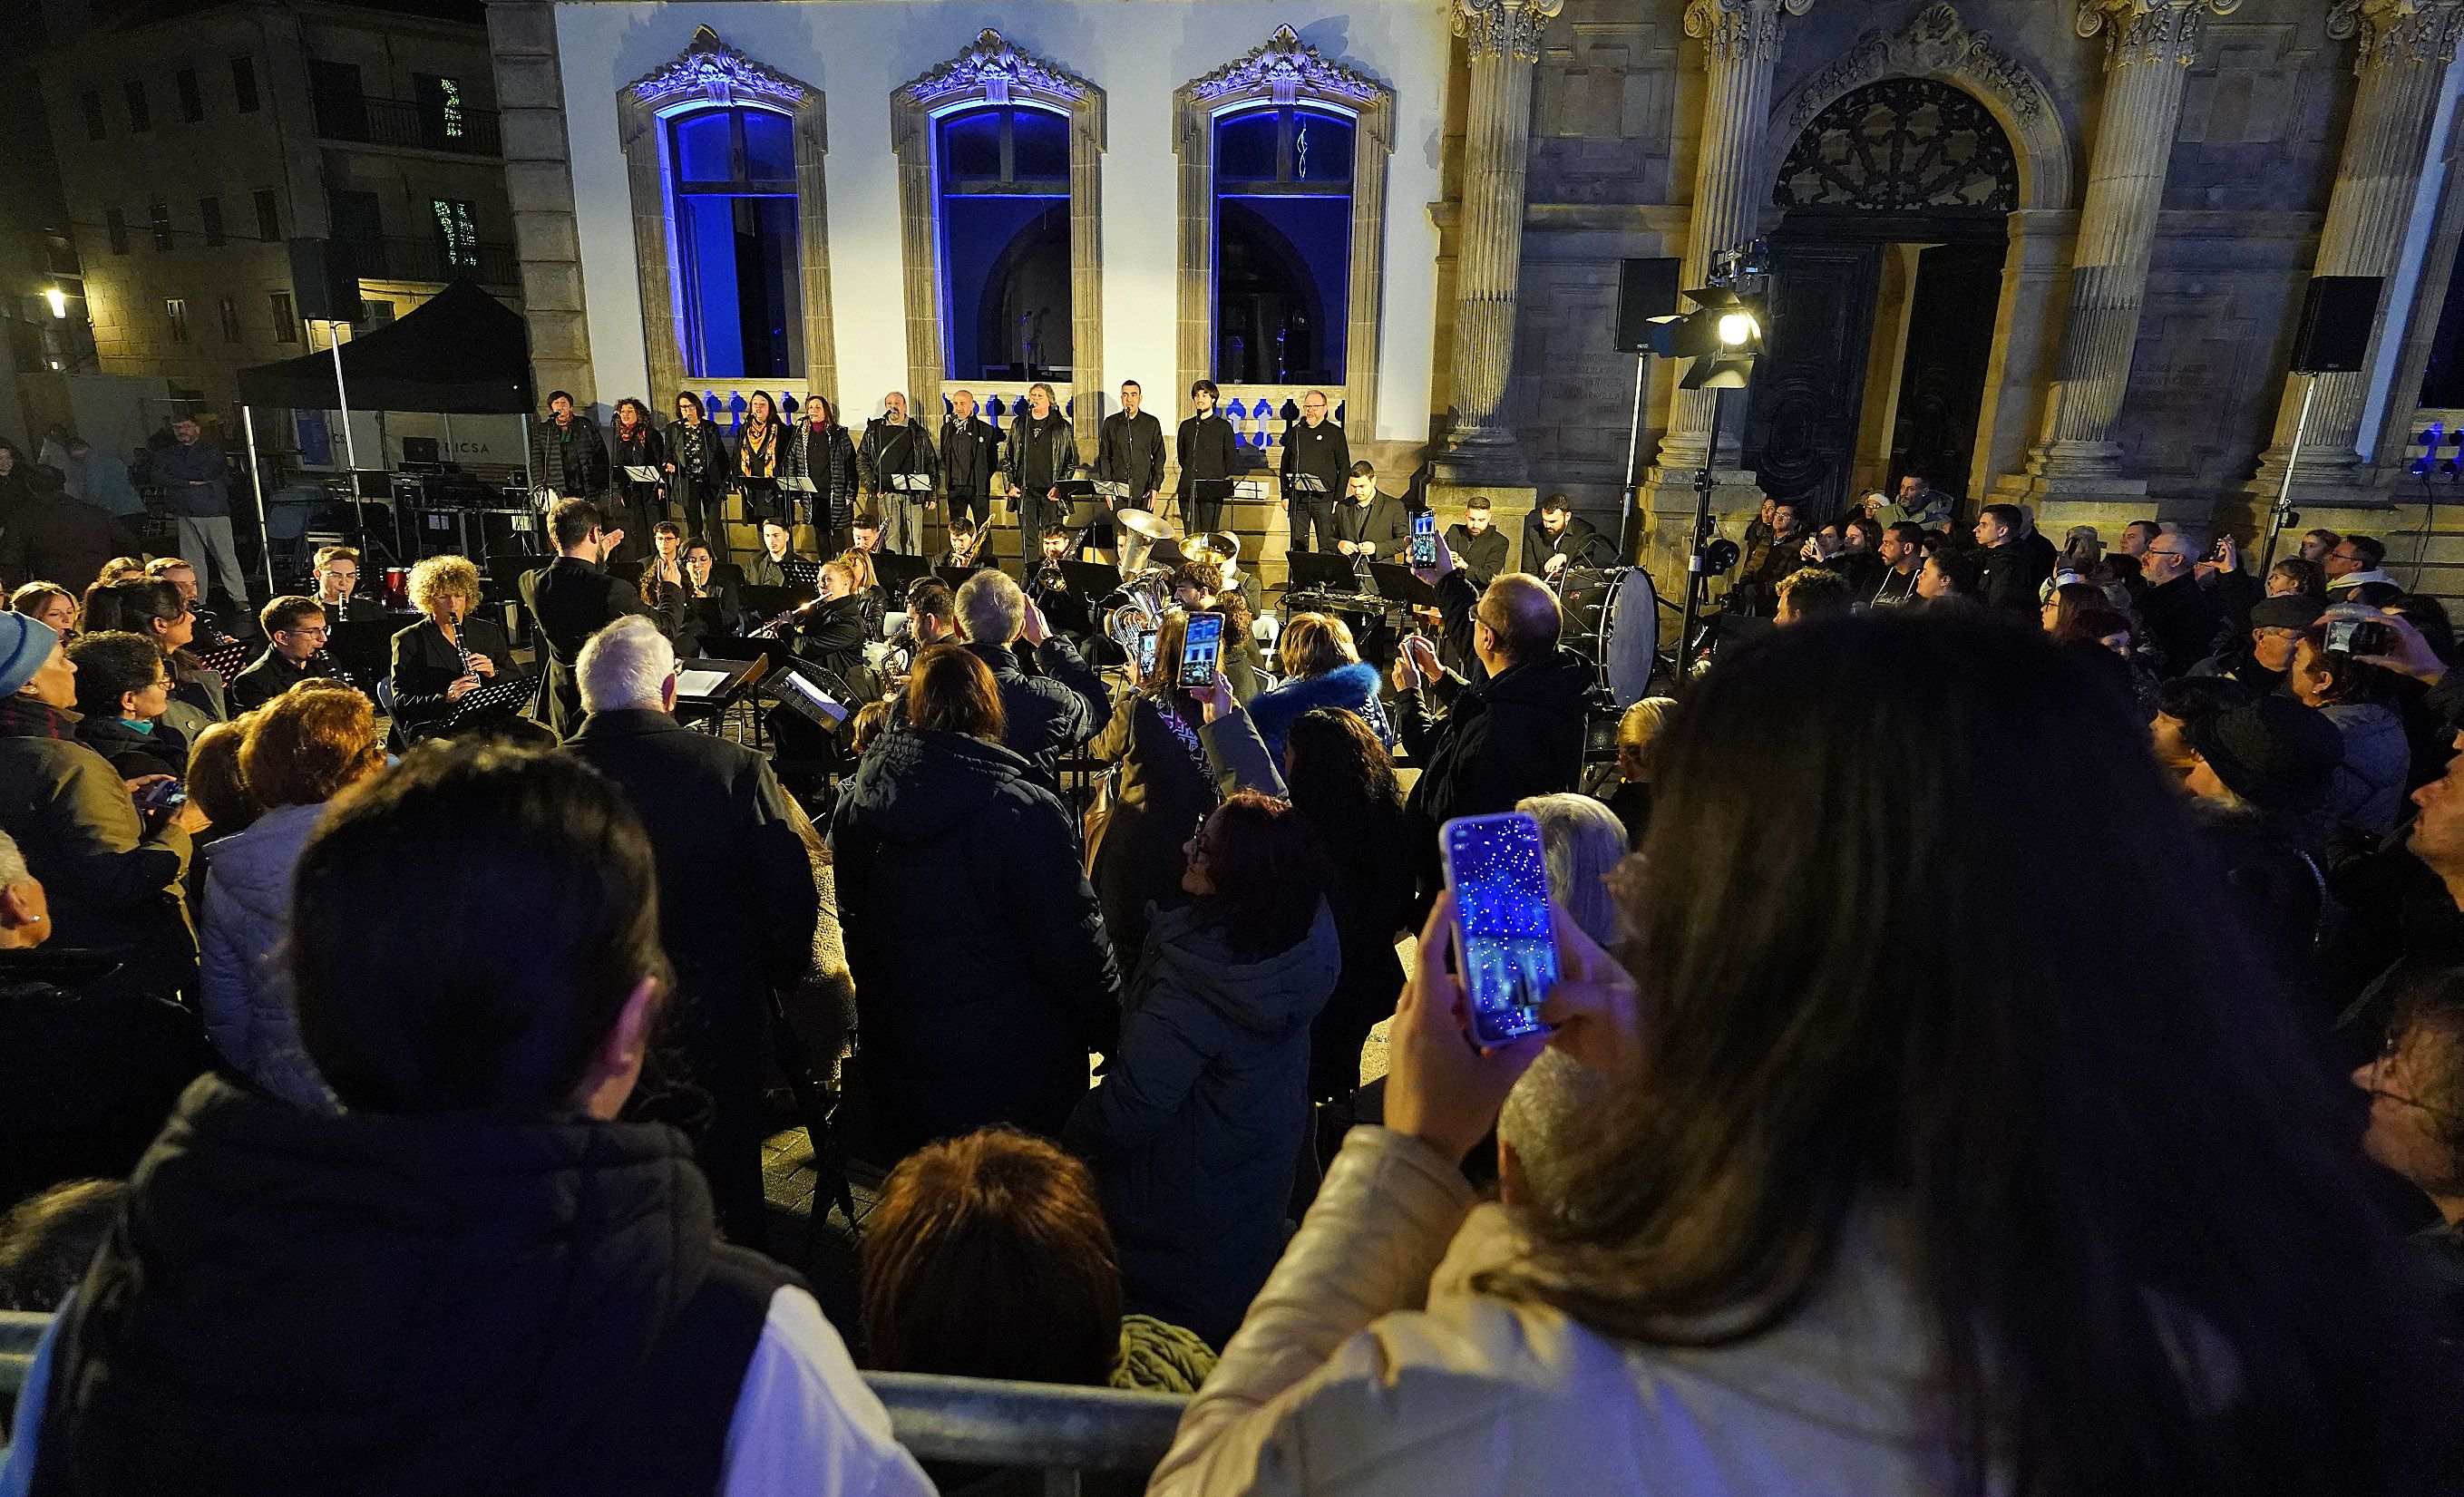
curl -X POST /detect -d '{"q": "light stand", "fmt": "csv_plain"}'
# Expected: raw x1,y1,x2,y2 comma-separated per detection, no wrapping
1672,384,1728,680
1616,351,1649,559
1646,248,1766,685
2259,371,2316,571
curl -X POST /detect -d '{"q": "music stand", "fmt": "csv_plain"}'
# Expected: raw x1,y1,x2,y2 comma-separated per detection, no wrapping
1284,472,1333,497
873,552,933,597
778,475,818,495
1286,551,1361,593
671,655,766,728
934,559,995,589
1057,559,1123,598
1190,479,1235,505
696,634,794,676
328,616,407,691
448,669,536,724
622,466,660,484
769,660,853,734
1053,479,1098,510
1367,562,1437,609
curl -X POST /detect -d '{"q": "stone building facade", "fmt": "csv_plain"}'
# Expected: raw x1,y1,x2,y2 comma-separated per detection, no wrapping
499,0,2464,593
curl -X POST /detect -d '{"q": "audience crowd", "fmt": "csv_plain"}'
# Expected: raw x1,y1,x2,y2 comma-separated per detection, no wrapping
0,467,2461,1497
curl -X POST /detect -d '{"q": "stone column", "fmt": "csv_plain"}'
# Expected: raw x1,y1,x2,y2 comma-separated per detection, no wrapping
2001,0,2237,504
1435,0,1564,486
1643,0,1813,488
2248,0,2464,502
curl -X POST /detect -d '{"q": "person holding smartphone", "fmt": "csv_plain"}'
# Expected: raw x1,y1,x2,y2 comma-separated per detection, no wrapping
1086,609,1222,964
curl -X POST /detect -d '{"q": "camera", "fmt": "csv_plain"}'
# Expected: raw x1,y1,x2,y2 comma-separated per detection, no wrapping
2323,617,2391,657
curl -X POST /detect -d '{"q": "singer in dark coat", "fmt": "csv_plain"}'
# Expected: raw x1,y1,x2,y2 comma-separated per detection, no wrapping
1175,395,1240,534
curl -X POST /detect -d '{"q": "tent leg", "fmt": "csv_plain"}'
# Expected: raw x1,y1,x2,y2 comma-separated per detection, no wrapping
329,321,359,472
243,405,275,596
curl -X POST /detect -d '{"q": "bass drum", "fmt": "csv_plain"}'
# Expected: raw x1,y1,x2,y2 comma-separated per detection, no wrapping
1600,567,1659,710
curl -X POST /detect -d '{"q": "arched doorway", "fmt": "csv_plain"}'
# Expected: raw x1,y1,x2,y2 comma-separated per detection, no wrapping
1742,76,2020,516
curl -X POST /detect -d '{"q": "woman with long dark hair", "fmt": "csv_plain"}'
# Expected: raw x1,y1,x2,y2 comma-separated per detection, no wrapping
1066,790,1338,1347
1152,612,2458,1497
735,390,784,544
1087,609,1222,964
783,394,860,558
606,397,664,559
661,391,731,565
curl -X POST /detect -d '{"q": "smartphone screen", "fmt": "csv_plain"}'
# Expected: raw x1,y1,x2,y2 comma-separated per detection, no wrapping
1442,812,1557,1046
1177,611,1224,689
1135,627,1160,677
2323,618,2360,655
1409,511,1438,568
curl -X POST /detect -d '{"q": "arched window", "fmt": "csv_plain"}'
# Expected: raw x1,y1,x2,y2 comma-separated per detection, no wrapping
938,103,1071,380
668,105,802,379
1213,105,1351,384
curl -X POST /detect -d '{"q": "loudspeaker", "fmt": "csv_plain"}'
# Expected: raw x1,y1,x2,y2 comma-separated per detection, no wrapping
2288,276,2383,374
1613,258,1682,354
287,238,362,325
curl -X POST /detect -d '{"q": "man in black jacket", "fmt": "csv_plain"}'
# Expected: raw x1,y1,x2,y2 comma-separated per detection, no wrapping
952,568,1109,795
1445,499,1511,587
2140,526,2225,678
229,596,336,712
0,463,141,594
1331,462,1409,568
1391,534,1592,905
1521,494,1614,580
564,616,820,1246
940,388,1000,538
1972,503,2050,615
1095,379,1166,552
858,392,939,559
309,545,385,623
1003,381,1082,557
1279,388,1348,554
528,390,609,501
521,498,656,738
1176,379,1240,534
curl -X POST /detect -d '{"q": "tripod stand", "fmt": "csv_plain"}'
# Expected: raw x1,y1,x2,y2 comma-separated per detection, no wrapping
1670,385,1732,687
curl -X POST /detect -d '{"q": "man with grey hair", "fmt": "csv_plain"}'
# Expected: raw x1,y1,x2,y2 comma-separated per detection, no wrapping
860,391,939,556
561,615,820,1246
951,568,1109,794
2139,523,2224,679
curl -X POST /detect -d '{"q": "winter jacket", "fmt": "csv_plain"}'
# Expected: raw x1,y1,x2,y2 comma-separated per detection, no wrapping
830,726,1120,1162
1066,899,1339,1347
0,493,141,593
530,413,610,498
1087,693,1219,965
782,421,861,532
199,802,334,1110
1149,1127,1977,1497
0,708,192,996
963,637,1110,796
73,713,184,781
857,417,937,497
152,437,231,519
161,656,227,748
6,1074,930,1497
1396,569,1592,899
663,417,731,493
937,413,999,501
1243,661,1393,764
2321,701,2410,835
1003,411,1082,497
1973,542,2047,615
0,945,209,1206
2139,575,2224,679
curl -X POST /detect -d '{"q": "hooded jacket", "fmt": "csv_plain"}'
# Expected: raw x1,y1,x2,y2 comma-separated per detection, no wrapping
2320,700,2410,836
200,802,333,1111
831,727,1120,1161
1242,660,1395,763
1066,900,1339,1347
19,1074,817,1497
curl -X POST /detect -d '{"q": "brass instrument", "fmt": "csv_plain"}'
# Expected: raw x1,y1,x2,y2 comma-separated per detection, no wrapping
1183,531,1242,570
1099,568,1175,656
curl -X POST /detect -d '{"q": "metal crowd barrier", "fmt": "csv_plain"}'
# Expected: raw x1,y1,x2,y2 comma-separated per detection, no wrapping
2,1311,1186,1493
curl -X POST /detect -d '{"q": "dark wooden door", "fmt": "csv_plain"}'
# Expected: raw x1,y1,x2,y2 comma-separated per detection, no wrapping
1888,242,2006,504
1741,240,1882,520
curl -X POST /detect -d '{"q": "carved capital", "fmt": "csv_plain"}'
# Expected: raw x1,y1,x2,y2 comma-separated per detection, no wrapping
626,25,809,110
1454,0,1566,63
894,29,1096,113
1188,24,1387,107
1684,0,1816,70
2329,0,2464,70
1786,4,2050,131
2075,0,2243,71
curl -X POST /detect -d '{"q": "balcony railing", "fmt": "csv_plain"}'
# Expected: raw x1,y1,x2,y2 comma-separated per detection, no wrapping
2,1312,1188,1492
335,235,519,289
311,92,502,157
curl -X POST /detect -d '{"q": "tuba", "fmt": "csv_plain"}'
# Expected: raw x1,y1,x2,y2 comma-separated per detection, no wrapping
1100,569,1174,656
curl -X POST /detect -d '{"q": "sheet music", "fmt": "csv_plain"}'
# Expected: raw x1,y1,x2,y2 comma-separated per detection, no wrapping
449,672,534,722
622,465,661,481
890,473,933,492
778,475,818,491
673,667,733,699
1285,473,1331,495
1094,480,1132,501
193,638,253,681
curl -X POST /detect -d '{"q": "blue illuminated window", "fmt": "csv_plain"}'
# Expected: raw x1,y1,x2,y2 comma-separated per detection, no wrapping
938,104,1071,381
668,105,802,380
1213,105,1352,384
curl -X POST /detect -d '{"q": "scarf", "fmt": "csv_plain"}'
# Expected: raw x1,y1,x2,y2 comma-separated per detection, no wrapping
0,695,78,739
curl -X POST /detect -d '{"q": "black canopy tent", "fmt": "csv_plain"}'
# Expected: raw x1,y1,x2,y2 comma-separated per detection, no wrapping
232,278,536,588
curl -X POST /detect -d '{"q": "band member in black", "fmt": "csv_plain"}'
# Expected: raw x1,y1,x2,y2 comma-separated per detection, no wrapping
663,391,732,567
390,554,517,742
940,389,1000,539
521,498,657,738
859,392,939,557
794,559,873,695
1095,379,1165,549
677,537,745,651
1026,523,1093,640
1445,499,1511,588
936,516,996,579
1002,382,1081,556
745,516,808,590
1332,462,1409,569
1278,387,1348,554
1176,379,1239,535
310,545,385,623
782,394,860,559
1523,493,1615,581
639,520,691,631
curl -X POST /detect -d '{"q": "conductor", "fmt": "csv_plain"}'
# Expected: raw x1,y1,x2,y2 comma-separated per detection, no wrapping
521,497,657,737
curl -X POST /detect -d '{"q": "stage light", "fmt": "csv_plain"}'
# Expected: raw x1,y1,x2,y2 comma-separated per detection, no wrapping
43,288,67,319
1717,311,1758,347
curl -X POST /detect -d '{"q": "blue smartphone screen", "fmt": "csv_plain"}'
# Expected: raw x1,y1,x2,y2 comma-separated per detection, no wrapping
1135,627,1160,676
1410,511,1437,566
1177,611,1224,689
1446,813,1556,1044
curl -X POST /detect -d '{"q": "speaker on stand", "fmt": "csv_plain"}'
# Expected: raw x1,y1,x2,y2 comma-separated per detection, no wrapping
2261,275,2383,569
1612,258,1680,559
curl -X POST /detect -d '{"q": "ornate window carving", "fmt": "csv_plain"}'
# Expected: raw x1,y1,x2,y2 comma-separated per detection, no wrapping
1175,27,1393,445
1774,76,2018,212
892,31,1103,433
619,27,835,403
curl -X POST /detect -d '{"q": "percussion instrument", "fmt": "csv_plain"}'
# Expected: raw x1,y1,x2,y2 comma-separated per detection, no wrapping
1599,567,1661,709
